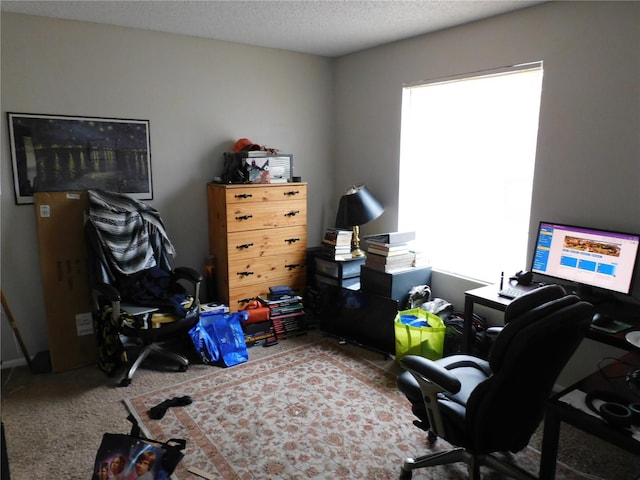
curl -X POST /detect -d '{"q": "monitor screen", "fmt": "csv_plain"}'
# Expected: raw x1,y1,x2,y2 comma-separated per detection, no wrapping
531,221,640,296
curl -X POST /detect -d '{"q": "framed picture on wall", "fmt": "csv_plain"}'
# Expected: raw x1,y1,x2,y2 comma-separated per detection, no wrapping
7,113,153,204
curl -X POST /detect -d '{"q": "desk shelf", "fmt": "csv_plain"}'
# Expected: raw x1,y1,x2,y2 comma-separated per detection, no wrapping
540,352,640,479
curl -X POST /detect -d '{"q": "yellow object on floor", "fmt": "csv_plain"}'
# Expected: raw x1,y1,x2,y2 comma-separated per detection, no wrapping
151,313,178,328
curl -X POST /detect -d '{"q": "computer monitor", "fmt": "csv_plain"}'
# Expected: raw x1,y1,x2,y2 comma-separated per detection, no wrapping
531,221,640,298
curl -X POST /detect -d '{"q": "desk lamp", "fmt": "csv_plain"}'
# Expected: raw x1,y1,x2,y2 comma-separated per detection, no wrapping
335,185,384,257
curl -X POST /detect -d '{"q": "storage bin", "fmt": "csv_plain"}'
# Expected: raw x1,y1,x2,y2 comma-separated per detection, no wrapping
394,308,446,362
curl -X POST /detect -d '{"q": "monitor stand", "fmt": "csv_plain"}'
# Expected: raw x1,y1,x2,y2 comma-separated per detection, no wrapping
572,283,614,305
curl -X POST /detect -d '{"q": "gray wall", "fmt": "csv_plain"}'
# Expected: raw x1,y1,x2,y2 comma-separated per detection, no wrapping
332,1,639,384
0,13,334,366
2,2,639,385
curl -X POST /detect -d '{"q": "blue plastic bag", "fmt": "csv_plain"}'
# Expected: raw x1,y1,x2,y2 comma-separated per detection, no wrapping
189,311,249,367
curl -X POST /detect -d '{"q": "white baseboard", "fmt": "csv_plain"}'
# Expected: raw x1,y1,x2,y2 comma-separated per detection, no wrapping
1,357,28,370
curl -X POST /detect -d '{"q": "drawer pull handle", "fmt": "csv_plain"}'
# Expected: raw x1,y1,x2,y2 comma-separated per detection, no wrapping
284,190,300,196
235,193,253,199
236,243,254,250
285,263,301,270
235,214,253,221
284,210,300,217
238,297,254,305
285,238,300,244
237,271,254,277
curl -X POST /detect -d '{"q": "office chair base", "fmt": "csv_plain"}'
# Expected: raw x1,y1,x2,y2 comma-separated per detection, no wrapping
400,447,537,480
119,343,189,387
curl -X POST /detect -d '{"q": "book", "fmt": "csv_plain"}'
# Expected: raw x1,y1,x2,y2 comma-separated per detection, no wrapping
367,245,410,257
246,150,268,157
322,241,351,251
323,228,352,246
365,252,415,272
259,295,302,307
363,231,415,244
199,302,230,314
365,251,414,265
364,262,415,274
411,250,429,268
365,239,411,249
322,243,352,259
271,310,306,338
365,242,411,251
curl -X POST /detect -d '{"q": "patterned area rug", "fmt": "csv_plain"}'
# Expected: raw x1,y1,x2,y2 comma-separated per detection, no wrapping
125,340,583,479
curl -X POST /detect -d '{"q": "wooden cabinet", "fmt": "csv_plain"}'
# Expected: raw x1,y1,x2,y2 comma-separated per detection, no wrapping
207,183,307,310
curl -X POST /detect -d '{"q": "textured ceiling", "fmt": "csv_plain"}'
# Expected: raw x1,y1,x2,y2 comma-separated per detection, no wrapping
1,1,544,57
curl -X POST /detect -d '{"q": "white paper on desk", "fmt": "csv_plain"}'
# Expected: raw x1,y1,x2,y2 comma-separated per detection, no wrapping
558,389,640,441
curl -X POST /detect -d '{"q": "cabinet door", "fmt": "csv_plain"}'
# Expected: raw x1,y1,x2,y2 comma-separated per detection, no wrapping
227,225,307,260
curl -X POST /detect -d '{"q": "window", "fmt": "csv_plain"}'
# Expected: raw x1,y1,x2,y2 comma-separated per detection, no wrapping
398,63,543,283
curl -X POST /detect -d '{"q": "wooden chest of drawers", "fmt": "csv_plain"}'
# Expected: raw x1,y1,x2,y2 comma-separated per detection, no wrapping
207,183,307,310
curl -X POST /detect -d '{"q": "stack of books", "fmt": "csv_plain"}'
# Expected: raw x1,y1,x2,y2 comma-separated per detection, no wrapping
321,228,353,260
259,291,306,339
364,231,418,273
411,248,430,268
243,319,275,347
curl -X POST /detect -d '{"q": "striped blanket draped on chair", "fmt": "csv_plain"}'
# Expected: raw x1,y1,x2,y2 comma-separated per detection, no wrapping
87,190,175,275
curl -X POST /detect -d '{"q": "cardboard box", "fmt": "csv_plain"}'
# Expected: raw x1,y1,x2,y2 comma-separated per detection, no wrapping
34,192,96,372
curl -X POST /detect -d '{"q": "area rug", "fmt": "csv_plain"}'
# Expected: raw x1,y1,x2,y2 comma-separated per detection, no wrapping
125,340,584,480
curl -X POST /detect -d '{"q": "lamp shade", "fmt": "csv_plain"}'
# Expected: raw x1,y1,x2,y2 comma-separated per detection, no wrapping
335,185,384,228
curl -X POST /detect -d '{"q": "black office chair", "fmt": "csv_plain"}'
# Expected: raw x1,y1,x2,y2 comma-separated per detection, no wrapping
396,285,593,479
86,190,202,386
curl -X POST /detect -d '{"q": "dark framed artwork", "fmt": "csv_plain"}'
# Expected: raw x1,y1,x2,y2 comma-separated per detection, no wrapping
7,113,152,204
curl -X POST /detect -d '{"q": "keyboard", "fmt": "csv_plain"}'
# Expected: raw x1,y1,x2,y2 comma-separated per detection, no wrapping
498,287,530,299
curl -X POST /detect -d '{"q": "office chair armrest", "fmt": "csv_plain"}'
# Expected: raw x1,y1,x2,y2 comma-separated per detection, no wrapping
486,326,503,336
401,355,462,395
93,283,121,302
173,266,203,285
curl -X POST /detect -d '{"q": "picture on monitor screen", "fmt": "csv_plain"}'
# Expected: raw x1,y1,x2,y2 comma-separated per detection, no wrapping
531,222,640,296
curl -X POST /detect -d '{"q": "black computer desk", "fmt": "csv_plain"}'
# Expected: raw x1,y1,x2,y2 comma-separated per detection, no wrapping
539,351,640,479
463,284,640,478
462,283,640,352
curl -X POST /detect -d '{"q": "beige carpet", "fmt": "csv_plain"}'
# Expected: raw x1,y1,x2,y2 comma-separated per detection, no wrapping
2,331,639,479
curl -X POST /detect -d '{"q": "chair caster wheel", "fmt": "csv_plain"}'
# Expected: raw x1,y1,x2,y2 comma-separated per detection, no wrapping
179,365,188,372
399,468,413,479
119,378,132,387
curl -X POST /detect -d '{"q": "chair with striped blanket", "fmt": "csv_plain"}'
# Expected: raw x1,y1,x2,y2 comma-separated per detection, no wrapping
86,190,202,386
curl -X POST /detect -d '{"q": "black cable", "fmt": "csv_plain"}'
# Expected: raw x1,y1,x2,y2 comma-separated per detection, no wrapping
597,356,640,398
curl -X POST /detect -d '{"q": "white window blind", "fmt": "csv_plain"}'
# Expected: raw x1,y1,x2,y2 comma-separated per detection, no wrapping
398,63,543,283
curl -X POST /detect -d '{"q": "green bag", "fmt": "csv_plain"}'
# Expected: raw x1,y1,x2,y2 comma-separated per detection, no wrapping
394,308,446,362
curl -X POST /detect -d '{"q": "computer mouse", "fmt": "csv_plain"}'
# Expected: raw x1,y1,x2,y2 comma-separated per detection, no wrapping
592,312,614,327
